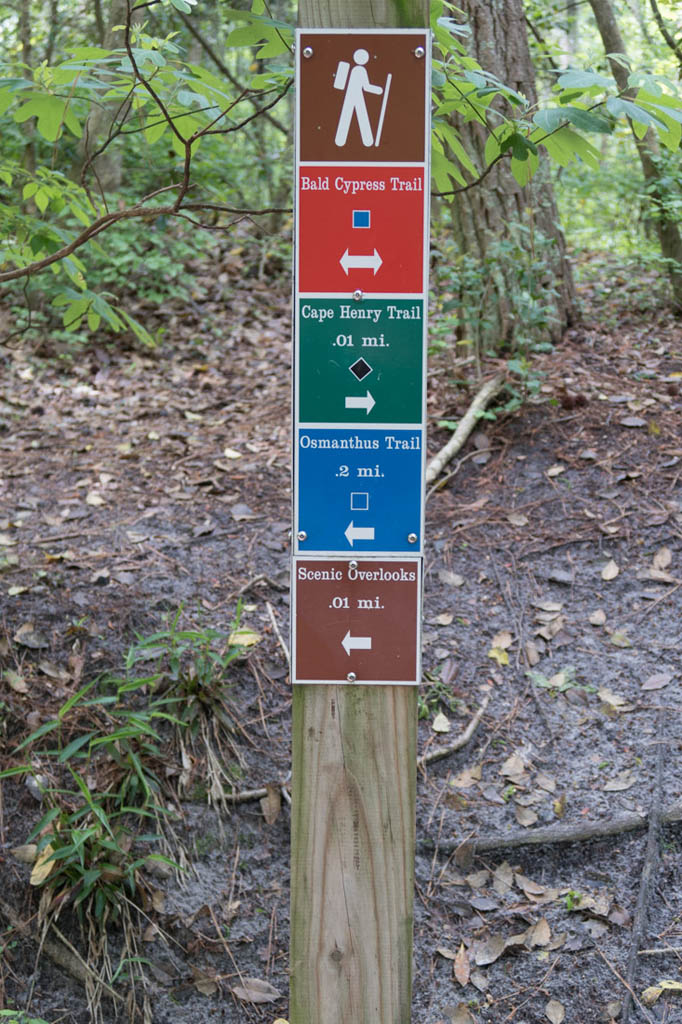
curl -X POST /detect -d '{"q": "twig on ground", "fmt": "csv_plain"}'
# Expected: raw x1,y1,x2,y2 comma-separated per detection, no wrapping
418,695,489,768
596,947,655,1024
621,724,666,1024
420,800,682,861
426,373,505,485
266,600,290,666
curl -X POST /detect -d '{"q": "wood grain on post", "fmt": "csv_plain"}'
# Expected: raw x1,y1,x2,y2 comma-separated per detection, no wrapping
291,5,428,1021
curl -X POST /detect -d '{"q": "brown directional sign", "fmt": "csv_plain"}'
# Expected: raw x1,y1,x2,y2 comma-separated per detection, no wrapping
298,31,429,163
293,558,421,685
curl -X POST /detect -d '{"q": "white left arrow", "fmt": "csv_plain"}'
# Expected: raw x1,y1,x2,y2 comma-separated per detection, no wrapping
342,630,372,656
340,248,383,275
345,521,375,546
345,391,376,415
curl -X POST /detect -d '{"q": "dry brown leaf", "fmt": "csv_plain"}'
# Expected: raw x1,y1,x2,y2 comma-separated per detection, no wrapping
507,511,529,527
493,861,514,896
652,546,672,570
4,669,28,693
11,844,37,864
499,753,525,781
525,640,541,666
437,946,457,960
466,869,490,889
546,464,565,477
30,843,56,886
528,917,551,947
436,612,454,626
473,933,506,966
603,770,636,792
260,783,282,825
545,999,565,1023
231,977,281,1004
515,873,546,896
433,712,451,734
515,805,538,828
642,671,673,691
589,608,607,626
450,764,481,789
192,967,218,996
601,560,619,581
491,629,513,650
454,943,470,987
444,1004,476,1024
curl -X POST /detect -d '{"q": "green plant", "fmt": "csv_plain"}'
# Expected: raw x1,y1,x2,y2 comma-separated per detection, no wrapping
527,665,597,696
0,1012,52,1024
564,890,583,911
418,672,461,720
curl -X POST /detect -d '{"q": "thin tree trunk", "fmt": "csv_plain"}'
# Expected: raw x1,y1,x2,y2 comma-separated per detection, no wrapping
19,0,35,175
589,0,682,311
449,0,576,353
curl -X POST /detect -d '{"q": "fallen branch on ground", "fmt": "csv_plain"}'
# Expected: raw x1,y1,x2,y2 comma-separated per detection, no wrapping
418,696,489,768
426,373,505,485
420,801,682,863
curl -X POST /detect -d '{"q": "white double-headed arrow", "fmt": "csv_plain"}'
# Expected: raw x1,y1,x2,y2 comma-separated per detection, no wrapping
345,521,375,546
342,630,372,656
345,391,375,415
340,248,382,275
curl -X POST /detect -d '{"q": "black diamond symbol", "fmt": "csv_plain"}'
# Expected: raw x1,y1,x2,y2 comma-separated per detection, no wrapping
349,358,373,381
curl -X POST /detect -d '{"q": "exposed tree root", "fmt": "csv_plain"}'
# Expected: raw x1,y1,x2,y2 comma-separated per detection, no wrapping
426,373,505,485
421,801,682,864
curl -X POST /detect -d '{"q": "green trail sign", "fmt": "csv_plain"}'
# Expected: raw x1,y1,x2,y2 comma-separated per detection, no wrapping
297,297,425,424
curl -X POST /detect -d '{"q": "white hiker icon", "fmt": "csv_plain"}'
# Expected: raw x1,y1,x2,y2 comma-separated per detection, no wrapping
334,49,392,148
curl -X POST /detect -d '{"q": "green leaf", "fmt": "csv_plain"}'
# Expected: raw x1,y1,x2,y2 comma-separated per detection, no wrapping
557,69,614,92
606,96,667,130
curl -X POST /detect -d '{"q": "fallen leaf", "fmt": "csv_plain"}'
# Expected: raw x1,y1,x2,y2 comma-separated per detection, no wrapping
642,671,673,691
473,933,506,966
30,843,56,885
85,491,105,506
13,623,49,650
493,861,514,896
222,447,242,459
525,640,541,666
450,765,482,789
528,918,551,947
653,546,672,570
589,608,606,626
8,585,28,596
619,416,646,428
192,967,218,996
439,569,464,587
536,772,556,792
546,464,565,477
231,977,281,1004
444,1004,476,1024
491,629,513,650
437,947,457,960
515,873,547,897
603,770,636,792
488,647,509,666
433,712,451,734
228,627,261,648
38,661,70,683
436,612,454,626
4,669,28,693
545,999,565,1023
466,869,490,889
598,687,633,711
454,943,470,986
507,511,529,527
609,631,631,648
601,560,619,581
500,753,526,782
11,844,37,864
260,783,281,825
515,806,538,828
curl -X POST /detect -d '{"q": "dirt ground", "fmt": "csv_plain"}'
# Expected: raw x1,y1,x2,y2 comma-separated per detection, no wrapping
1,261,681,1024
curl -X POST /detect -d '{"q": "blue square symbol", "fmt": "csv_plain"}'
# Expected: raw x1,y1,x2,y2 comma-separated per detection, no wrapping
352,209,371,229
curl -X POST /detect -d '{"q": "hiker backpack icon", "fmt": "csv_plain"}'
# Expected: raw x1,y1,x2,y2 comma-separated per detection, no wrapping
333,48,392,148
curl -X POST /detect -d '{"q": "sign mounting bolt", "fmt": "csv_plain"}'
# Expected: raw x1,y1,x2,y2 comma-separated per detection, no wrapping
415,46,425,58
303,46,313,58
347,672,357,683
353,289,363,302
349,560,358,570
297,530,307,541
408,533,418,544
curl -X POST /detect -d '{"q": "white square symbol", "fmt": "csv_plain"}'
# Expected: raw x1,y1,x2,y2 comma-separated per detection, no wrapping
350,492,369,511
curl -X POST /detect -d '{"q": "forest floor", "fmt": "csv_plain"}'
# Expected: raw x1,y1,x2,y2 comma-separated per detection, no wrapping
1,254,681,1024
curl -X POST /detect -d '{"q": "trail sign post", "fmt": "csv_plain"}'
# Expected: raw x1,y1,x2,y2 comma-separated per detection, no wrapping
291,26,430,1024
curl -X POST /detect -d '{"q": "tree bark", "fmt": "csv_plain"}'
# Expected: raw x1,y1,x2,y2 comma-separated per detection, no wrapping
588,0,682,311
298,0,428,28
448,0,576,351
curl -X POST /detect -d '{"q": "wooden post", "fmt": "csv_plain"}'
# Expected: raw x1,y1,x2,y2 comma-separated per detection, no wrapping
291,4,428,1022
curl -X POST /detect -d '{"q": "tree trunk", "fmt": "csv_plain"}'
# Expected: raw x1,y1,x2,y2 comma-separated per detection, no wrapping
588,0,682,311
74,0,137,195
448,0,576,353
298,0,427,28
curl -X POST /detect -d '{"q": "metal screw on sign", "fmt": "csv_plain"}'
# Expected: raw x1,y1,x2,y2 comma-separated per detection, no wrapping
347,672,357,683
408,533,418,544
414,46,425,59
303,46,313,58
353,289,363,301
349,560,358,570
298,530,307,541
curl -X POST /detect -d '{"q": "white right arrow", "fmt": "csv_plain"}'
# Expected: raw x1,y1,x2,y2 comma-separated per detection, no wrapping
342,630,372,656
340,248,383,275
345,521,375,546
345,391,376,415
